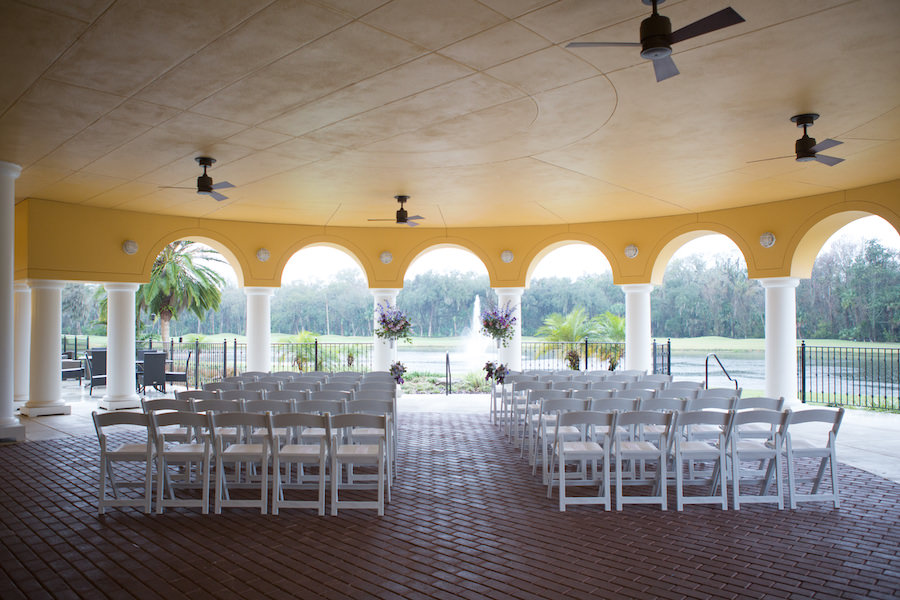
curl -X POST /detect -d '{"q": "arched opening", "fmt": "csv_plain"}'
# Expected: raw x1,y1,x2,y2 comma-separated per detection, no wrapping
398,245,492,383
523,242,620,371
652,233,762,391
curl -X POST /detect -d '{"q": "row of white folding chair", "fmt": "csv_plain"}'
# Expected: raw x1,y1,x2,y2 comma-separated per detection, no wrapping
151,410,390,516
543,406,843,512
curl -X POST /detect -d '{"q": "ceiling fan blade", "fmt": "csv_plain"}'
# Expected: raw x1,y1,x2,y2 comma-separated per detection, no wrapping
814,154,844,166
368,218,394,222
653,55,679,82
211,181,235,190
670,7,745,44
407,220,419,227
810,138,842,153
746,155,793,164
159,186,195,190
566,41,641,48
206,191,229,201
407,215,424,220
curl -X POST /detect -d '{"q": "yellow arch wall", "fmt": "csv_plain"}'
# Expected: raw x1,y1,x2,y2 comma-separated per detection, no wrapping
14,179,900,288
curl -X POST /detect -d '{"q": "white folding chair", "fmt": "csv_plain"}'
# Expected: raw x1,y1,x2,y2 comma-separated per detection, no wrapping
92,411,155,514
142,397,194,443
345,398,396,480
330,413,390,516
612,410,674,511
521,389,569,460
534,398,592,483
150,411,211,514
270,412,330,516
208,411,271,514
731,409,791,510
784,407,844,509
547,410,616,512
672,410,733,511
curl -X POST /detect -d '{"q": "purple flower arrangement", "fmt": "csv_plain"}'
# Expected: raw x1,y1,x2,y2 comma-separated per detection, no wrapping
480,301,517,347
375,302,413,343
390,361,406,384
483,361,509,384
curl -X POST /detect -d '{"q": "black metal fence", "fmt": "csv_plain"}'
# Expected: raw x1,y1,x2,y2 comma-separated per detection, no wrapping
799,341,899,410
520,339,671,374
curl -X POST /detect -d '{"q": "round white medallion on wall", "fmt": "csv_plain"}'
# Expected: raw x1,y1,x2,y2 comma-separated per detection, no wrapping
500,250,514,264
379,251,393,264
624,244,639,259
121,240,138,255
256,248,270,262
759,232,776,248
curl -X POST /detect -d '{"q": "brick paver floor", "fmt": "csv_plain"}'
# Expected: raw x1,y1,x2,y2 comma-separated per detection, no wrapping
2,412,898,599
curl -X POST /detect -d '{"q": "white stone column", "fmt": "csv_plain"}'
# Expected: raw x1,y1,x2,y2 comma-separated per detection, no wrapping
98,283,140,410
371,288,400,371
245,287,275,373
14,282,31,404
760,277,800,404
0,161,25,440
21,280,70,417
620,284,653,373
494,287,524,372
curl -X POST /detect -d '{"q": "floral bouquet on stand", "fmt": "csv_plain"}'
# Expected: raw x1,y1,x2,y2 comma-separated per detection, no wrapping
375,302,413,346
390,361,407,385
480,301,517,348
484,361,509,385
565,349,580,371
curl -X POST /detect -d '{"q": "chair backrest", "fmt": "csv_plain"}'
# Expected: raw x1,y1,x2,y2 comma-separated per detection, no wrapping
571,373,609,383
241,371,269,379
245,399,294,414
605,374,639,384
141,397,192,413
736,396,784,411
655,388,698,401
785,407,843,444
266,389,308,404
321,381,358,392
256,376,286,386
731,408,791,436
699,387,742,399
270,412,330,438
667,380,704,391
591,397,639,412
689,396,737,411
283,381,319,392
202,381,241,392
309,390,353,404
615,410,675,442
87,349,107,377
194,398,244,414
615,388,656,401
176,389,217,402
345,399,393,416
330,413,387,436
243,381,280,393
640,374,673,384
640,397,689,413
505,374,538,386
590,381,627,391
618,369,647,377
673,409,734,442
354,390,394,403
92,410,150,444
626,380,665,391
557,409,616,431
217,389,264,402
538,375,572,383
513,381,551,395
270,371,300,380
150,410,209,441
222,376,246,384
331,371,363,380
208,411,269,445
358,382,396,394
141,352,167,386
528,389,570,404
296,399,346,414
570,388,614,400
551,380,589,391
300,371,329,379
542,398,592,414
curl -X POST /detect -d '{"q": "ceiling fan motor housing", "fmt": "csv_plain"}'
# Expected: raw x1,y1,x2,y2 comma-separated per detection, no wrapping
396,207,408,223
197,173,214,193
795,134,818,162
640,13,673,59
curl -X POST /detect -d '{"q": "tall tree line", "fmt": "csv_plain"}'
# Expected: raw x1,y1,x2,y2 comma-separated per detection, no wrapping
61,240,900,342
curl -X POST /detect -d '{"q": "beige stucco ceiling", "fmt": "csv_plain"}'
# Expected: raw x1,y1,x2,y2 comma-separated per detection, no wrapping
2,0,899,228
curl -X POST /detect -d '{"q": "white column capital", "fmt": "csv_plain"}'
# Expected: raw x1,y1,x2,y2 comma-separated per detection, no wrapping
104,282,140,293
758,277,800,290
0,161,22,181
493,287,525,299
244,286,276,297
27,279,65,291
370,288,401,300
14,281,29,292
620,283,654,294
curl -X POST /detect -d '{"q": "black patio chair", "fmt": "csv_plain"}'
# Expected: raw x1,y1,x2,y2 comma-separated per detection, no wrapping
139,352,167,394
85,349,107,396
166,350,191,389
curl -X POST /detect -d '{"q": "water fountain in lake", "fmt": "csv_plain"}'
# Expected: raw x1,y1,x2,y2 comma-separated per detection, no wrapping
462,295,493,369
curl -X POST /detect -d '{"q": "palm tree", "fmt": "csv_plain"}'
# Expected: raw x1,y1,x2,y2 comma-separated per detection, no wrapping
595,311,625,370
535,307,602,341
137,241,226,343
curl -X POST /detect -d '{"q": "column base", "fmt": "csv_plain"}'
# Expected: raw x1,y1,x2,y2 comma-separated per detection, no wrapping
0,421,26,442
19,403,71,417
98,394,141,411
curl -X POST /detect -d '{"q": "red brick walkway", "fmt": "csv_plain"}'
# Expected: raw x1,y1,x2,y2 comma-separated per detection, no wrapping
1,412,898,599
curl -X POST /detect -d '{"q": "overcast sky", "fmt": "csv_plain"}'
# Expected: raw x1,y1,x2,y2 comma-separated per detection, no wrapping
212,215,899,285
